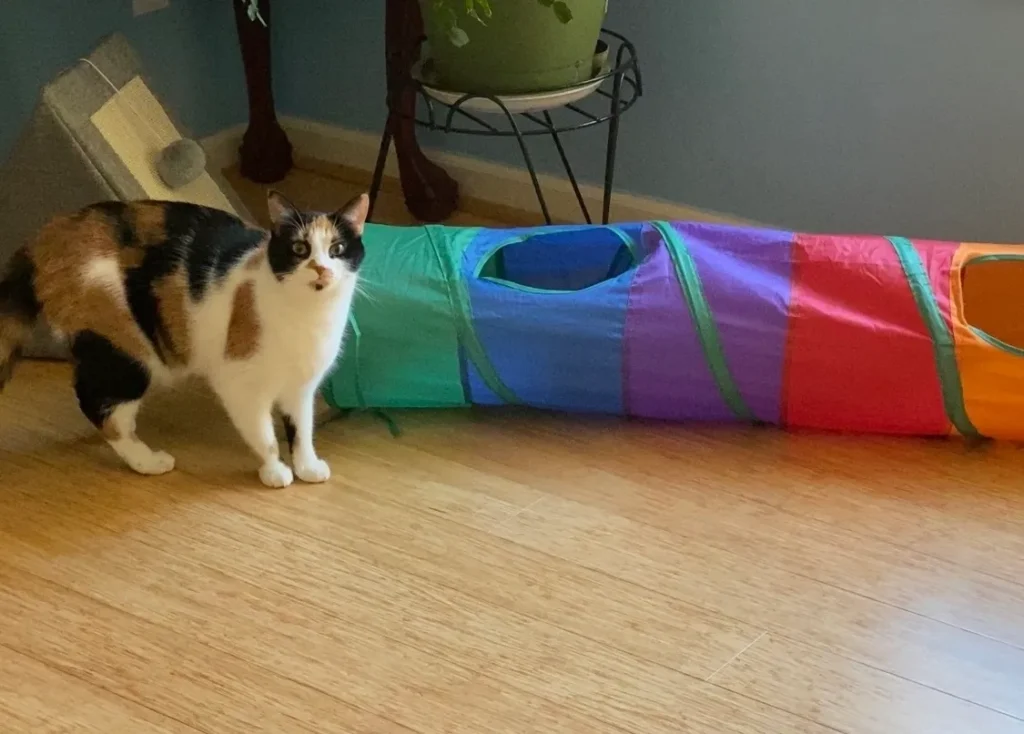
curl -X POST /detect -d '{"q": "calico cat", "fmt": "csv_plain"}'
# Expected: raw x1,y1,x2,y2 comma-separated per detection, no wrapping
0,190,367,488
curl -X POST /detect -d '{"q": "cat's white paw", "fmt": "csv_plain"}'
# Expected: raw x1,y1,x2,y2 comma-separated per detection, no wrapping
116,440,176,476
259,460,294,488
294,457,331,484
141,450,177,475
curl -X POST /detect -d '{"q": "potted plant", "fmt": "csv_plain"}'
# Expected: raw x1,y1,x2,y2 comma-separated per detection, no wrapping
421,0,607,95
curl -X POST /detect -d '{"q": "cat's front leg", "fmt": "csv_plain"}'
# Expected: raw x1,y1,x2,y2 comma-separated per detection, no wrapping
278,383,330,484
216,381,294,488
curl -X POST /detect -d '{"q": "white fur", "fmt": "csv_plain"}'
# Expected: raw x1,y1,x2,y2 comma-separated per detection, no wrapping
106,400,176,475
82,257,123,290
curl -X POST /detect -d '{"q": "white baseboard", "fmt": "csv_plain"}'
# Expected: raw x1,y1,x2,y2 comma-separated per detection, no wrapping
203,116,755,226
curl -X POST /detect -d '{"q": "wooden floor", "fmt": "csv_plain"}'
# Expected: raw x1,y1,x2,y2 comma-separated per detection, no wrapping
3,162,1024,733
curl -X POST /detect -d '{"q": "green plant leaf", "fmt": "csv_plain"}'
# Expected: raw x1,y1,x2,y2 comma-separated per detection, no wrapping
552,1,573,23
474,0,493,18
466,0,486,26
448,25,470,47
537,0,554,6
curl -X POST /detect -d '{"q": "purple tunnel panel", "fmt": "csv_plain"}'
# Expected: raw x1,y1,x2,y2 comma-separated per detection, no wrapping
623,228,734,422
674,223,795,425
623,223,794,423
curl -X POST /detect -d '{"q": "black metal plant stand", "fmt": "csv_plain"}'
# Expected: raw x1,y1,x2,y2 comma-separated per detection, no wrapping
368,29,642,225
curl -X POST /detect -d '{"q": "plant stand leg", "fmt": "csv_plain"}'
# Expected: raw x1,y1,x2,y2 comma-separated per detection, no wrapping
232,0,293,184
543,110,591,224
601,69,624,225
385,0,459,222
367,119,393,222
483,98,550,225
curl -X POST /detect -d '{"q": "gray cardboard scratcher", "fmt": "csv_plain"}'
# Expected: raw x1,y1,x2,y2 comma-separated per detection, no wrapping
0,32,252,359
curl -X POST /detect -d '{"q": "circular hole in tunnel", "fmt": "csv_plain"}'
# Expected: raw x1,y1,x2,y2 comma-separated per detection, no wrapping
479,227,638,292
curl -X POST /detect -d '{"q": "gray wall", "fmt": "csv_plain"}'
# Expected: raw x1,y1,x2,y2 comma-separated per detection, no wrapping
273,0,1024,242
0,0,246,163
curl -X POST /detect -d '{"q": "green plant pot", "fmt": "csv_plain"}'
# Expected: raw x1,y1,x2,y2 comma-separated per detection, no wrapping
421,0,607,95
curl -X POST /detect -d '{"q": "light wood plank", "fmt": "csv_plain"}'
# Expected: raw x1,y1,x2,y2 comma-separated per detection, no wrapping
397,413,1024,647
711,633,1024,733
0,646,201,734
0,564,417,734
477,490,1024,721
0,484,844,734
222,161,515,230
0,558,636,734
10,386,1022,726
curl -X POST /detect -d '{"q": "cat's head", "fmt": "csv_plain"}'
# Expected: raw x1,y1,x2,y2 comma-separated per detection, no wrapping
265,191,368,293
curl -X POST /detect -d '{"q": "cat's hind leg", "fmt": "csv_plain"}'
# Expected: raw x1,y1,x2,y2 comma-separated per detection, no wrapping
278,382,330,484
72,331,175,475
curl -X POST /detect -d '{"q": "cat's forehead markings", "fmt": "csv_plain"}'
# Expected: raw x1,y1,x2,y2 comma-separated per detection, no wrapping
299,216,338,248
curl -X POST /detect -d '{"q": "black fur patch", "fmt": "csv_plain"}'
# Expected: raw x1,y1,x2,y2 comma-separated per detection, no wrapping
157,203,264,300
329,215,366,271
71,331,150,428
267,214,308,280
281,414,297,454
124,245,182,364
0,248,41,323
91,201,137,248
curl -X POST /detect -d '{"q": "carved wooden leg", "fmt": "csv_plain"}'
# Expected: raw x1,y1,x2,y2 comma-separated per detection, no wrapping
233,0,293,183
385,0,459,221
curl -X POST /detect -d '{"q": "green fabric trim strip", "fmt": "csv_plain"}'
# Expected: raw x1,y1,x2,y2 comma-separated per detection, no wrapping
604,226,641,281
652,220,758,423
427,227,522,405
341,313,401,436
886,236,979,438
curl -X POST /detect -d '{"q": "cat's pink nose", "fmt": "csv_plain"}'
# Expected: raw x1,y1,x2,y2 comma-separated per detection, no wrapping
308,262,327,277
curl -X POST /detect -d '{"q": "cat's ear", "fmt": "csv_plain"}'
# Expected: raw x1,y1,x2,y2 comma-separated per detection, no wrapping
267,190,298,228
333,193,370,236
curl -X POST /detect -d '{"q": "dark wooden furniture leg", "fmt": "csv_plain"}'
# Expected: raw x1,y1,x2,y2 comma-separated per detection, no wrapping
385,0,459,221
232,0,293,183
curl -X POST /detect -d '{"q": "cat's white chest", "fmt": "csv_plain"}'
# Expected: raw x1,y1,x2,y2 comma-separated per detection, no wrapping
256,289,352,385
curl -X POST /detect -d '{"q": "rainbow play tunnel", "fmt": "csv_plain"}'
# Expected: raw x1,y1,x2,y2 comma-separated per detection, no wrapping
323,220,1024,440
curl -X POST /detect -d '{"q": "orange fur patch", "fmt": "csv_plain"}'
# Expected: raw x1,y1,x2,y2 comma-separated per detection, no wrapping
132,203,167,243
153,267,191,365
117,247,146,270
302,216,339,244
118,202,169,269
30,210,150,363
224,280,260,360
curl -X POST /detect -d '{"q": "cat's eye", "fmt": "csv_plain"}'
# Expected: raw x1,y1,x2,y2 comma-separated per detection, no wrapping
328,243,343,258
291,241,310,257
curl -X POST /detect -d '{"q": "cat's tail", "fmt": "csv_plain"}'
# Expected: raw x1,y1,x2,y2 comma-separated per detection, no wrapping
0,248,41,389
